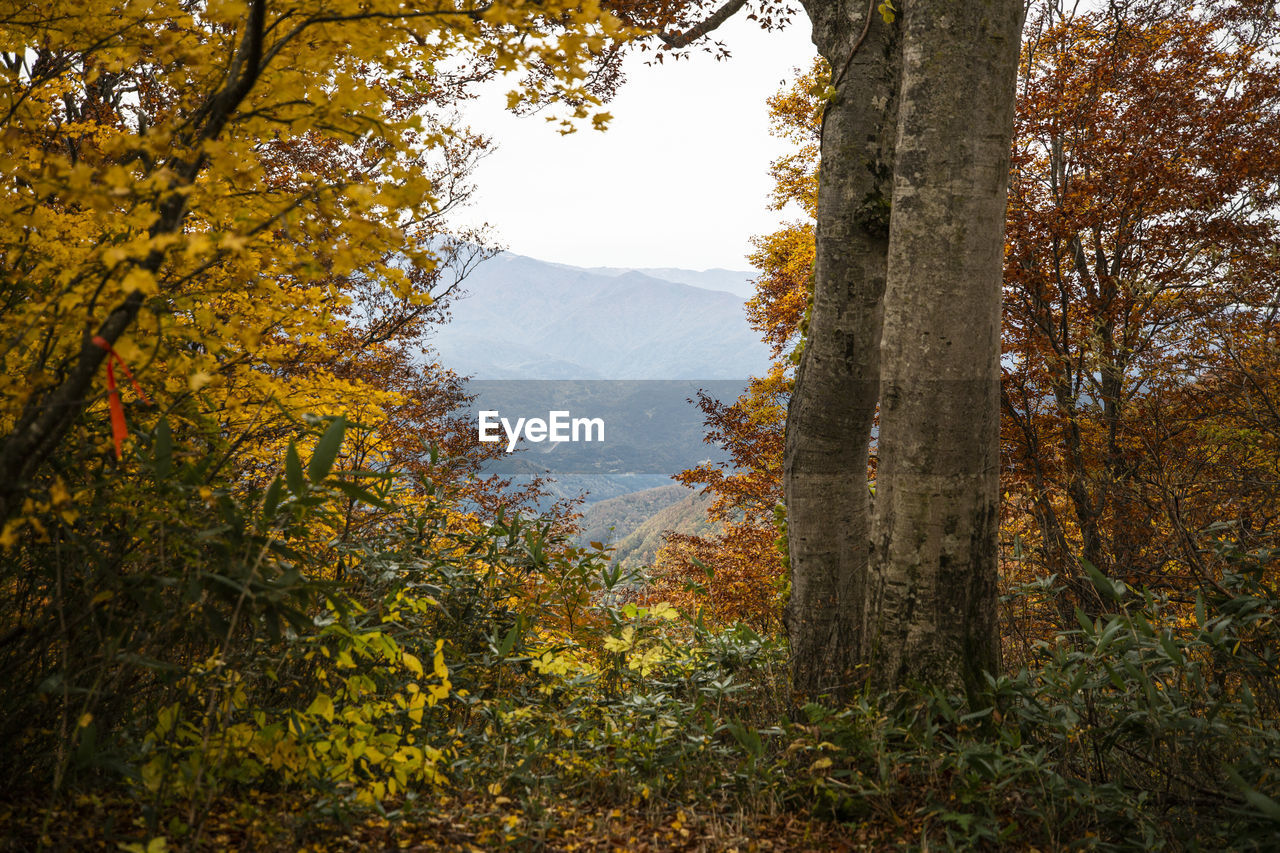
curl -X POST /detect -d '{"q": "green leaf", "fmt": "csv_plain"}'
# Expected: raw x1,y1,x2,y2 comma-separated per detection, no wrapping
1133,611,1154,638
1082,559,1125,602
1226,766,1280,821
332,480,389,509
308,417,346,483
1157,631,1184,666
725,720,763,758
1074,607,1096,636
1102,661,1126,691
153,418,172,479
497,624,520,657
263,476,284,520
285,442,304,494
689,555,715,579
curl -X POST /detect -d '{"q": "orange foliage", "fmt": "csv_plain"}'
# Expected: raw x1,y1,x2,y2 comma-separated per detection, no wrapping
649,64,823,629
655,368,790,631
1001,1,1280,638
664,3,1280,644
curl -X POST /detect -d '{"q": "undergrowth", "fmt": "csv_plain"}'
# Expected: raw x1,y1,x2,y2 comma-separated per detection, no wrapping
3,423,1279,851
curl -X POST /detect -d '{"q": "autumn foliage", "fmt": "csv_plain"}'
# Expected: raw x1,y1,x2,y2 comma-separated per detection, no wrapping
648,64,822,631
0,0,630,810
2,0,1280,847
660,1,1280,654
1000,0,1280,649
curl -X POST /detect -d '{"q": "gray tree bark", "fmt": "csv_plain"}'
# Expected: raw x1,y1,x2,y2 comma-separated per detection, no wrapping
784,0,899,697
863,0,1024,696
786,0,1024,698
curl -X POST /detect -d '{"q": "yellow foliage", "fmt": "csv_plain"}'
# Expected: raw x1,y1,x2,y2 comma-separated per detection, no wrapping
140,591,454,805
0,0,626,525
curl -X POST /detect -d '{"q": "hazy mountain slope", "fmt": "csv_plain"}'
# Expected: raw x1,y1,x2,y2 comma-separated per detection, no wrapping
503,473,677,511
572,484,693,547
428,252,769,379
611,490,718,569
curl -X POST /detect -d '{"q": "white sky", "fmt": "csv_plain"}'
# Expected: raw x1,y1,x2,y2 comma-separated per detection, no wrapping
455,14,818,272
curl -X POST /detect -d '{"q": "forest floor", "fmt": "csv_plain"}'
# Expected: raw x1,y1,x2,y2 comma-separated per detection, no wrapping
3,790,918,852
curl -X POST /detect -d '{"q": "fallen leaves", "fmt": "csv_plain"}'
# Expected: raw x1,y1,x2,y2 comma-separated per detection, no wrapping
0,788,878,852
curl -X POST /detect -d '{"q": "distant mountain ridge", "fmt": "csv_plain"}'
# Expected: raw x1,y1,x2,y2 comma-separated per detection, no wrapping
581,266,757,299
427,252,769,379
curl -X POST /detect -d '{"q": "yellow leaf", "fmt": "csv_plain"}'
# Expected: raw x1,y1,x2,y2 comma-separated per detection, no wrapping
432,640,448,679
648,601,679,621
603,626,635,653
0,521,19,551
188,371,214,392
120,267,157,295
306,693,334,722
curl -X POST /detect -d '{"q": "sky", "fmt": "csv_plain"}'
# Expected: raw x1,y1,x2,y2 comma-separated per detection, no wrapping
454,14,818,272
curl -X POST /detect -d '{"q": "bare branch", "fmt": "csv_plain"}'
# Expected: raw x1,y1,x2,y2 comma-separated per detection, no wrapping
659,0,749,49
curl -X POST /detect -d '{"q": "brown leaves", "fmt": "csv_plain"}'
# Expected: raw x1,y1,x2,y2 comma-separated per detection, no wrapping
1002,0,1280,630
3,788,863,852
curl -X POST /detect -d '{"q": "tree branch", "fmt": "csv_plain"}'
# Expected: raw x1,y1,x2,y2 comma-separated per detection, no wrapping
0,0,272,521
659,0,749,49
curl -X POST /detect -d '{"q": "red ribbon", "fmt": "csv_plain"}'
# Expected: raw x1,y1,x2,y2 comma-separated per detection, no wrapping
92,335,151,460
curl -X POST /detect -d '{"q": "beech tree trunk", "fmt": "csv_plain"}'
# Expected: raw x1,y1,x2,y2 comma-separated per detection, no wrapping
784,0,899,697
864,0,1023,697
786,0,1024,698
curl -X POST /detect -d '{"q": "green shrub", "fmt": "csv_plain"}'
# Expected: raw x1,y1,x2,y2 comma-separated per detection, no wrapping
783,541,1280,849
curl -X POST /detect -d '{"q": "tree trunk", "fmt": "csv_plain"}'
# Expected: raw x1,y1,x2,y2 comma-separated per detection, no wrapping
863,0,1024,697
784,0,899,698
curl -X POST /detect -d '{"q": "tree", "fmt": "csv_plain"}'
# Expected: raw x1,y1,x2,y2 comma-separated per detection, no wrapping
1001,0,1280,618
673,0,1280,695
652,369,790,631
647,0,1024,696
779,1,900,698
781,0,1024,697
0,0,634,784
856,0,1024,696
0,0,628,525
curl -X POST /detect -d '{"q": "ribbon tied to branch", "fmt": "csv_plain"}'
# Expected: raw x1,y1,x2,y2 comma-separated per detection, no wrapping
92,335,151,460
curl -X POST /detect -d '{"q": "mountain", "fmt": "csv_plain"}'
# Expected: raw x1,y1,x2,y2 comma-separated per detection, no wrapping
572,483,694,548
427,252,769,379
462,379,745,477
583,266,757,299
609,489,718,569
503,473,677,511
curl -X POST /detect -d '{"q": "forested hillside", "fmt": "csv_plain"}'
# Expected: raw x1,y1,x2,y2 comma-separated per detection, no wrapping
605,489,718,569
572,484,695,547
2,0,1279,851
